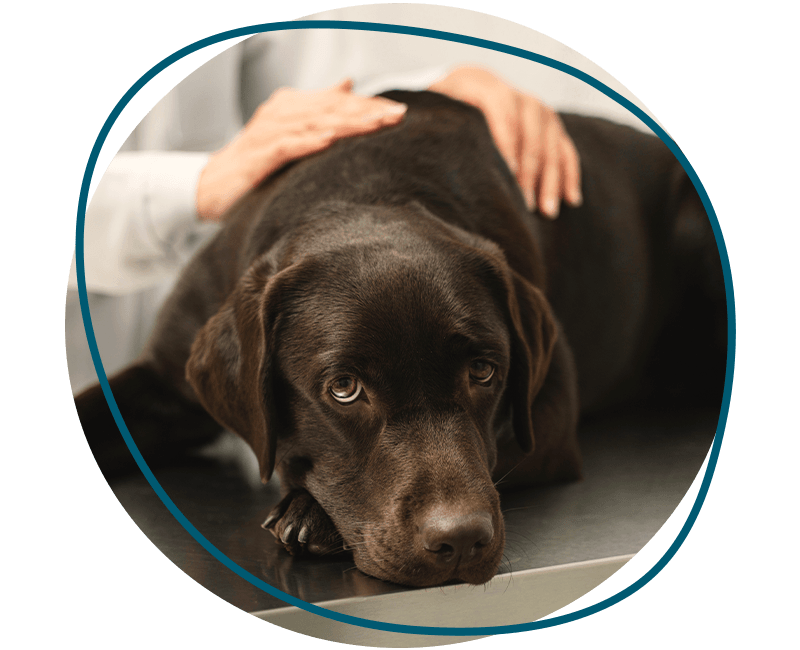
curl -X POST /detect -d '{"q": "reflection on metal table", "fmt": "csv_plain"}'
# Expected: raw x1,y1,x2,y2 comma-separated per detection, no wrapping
108,408,717,646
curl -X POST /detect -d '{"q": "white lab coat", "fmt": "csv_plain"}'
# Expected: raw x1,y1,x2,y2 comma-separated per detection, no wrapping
66,30,448,392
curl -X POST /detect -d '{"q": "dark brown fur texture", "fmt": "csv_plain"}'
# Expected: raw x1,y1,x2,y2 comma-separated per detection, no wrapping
75,91,726,587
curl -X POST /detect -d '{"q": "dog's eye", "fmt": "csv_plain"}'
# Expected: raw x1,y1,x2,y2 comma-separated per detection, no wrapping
469,361,495,384
329,376,362,403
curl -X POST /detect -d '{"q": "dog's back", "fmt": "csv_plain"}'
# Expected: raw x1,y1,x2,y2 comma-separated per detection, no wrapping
540,114,725,410
79,90,726,478
152,91,723,411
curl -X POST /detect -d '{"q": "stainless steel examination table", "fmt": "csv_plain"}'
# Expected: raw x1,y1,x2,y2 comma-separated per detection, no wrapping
108,408,718,646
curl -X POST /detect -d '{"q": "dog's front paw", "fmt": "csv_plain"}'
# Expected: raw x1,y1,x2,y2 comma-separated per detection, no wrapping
261,489,342,556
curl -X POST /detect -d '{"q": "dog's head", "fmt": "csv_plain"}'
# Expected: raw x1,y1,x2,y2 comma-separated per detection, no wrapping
186,206,557,586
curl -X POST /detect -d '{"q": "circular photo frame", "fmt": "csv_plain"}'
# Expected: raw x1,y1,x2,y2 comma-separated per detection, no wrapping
67,8,735,645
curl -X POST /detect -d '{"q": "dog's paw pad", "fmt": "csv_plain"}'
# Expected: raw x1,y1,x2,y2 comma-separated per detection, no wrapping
261,490,342,556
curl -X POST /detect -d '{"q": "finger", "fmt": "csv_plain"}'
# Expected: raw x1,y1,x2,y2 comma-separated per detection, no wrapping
558,127,583,207
291,102,407,136
355,99,408,123
300,95,408,142
347,106,407,131
281,102,408,134
327,78,353,94
537,109,562,219
267,81,361,120
517,96,545,211
482,94,521,177
338,92,407,117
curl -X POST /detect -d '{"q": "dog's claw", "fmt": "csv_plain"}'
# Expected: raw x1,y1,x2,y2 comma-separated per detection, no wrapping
262,489,342,557
298,525,309,544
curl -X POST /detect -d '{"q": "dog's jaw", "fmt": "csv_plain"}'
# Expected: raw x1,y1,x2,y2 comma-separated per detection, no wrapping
294,407,509,587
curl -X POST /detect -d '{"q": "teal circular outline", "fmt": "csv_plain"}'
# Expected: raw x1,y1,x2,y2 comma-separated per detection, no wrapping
75,20,735,637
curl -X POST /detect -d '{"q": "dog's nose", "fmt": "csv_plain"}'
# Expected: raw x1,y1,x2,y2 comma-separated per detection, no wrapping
420,508,494,563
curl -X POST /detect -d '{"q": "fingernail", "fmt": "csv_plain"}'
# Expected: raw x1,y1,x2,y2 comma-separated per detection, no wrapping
365,105,406,121
298,526,309,544
524,188,534,211
571,189,583,207
542,198,559,218
362,112,390,122
280,524,293,544
261,514,277,529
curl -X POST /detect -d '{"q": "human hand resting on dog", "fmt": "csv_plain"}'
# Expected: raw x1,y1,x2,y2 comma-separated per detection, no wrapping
197,70,580,222
196,79,408,222
429,66,582,217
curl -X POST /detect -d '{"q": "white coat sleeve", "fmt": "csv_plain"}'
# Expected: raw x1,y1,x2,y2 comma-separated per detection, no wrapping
69,151,220,295
238,33,453,118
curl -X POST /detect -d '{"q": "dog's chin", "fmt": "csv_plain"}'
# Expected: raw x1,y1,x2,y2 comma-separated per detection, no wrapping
351,540,505,588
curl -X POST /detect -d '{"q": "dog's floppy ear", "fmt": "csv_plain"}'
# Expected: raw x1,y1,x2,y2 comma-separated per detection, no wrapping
185,258,290,483
504,269,558,454
458,234,559,454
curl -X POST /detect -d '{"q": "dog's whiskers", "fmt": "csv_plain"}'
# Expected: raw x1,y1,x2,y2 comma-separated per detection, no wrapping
499,554,515,594
493,457,527,488
501,504,539,514
503,530,537,547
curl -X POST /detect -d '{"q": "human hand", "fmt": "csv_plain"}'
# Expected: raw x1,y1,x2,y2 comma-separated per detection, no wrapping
429,67,582,217
196,79,408,222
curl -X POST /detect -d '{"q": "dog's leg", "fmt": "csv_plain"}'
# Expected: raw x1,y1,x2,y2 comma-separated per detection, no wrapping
75,363,222,479
261,489,343,556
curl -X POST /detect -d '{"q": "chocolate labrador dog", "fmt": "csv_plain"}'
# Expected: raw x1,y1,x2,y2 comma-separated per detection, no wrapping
75,91,726,587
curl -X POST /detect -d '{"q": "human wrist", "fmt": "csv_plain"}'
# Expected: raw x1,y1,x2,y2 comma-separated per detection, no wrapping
195,145,251,222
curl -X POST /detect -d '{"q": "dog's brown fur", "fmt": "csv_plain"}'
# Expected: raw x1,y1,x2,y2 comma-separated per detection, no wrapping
76,91,726,587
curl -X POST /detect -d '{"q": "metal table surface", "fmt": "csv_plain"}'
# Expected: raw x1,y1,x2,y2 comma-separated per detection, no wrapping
108,408,717,646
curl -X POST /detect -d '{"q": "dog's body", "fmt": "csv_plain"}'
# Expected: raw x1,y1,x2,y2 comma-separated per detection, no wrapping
76,91,726,587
